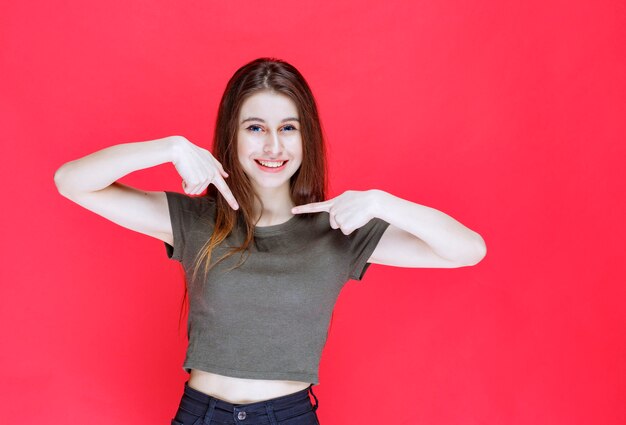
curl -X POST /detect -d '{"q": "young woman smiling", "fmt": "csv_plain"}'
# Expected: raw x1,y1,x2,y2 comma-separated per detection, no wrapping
54,58,486,425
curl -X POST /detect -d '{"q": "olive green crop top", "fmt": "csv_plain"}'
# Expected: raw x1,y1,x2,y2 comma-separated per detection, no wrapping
163,191,390,384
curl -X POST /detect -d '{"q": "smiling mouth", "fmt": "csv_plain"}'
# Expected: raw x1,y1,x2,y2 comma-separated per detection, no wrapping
255,159,288,168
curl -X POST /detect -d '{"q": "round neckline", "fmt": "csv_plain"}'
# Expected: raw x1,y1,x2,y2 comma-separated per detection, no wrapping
254,214,300,236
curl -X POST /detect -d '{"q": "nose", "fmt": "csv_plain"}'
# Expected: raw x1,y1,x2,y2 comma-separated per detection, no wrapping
263,131,283,156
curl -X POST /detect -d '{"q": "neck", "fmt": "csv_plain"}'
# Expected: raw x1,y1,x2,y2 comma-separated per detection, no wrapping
252,184,295,226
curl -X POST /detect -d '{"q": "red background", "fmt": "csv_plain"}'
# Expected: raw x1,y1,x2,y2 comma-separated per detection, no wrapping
1,0,625,424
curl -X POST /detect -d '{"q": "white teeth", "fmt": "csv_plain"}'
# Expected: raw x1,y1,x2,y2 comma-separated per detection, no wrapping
258,160,285,168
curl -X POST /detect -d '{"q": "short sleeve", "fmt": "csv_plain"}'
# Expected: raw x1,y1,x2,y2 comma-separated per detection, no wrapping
163,191,200,262
345,217,391,281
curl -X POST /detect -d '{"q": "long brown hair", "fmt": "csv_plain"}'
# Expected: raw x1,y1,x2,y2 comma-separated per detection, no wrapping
177,57,329,330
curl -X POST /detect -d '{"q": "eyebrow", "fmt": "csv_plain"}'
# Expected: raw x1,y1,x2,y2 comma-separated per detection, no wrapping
240,117,300,124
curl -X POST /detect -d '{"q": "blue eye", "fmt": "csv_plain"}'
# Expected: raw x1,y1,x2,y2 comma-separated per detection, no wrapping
246,125,262,132
282,124,297,131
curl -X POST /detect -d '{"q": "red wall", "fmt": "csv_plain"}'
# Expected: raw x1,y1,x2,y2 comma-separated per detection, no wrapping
1,0,624,424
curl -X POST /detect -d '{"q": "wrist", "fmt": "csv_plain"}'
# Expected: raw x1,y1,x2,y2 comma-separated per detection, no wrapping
165,135,183,164
368,189,388,220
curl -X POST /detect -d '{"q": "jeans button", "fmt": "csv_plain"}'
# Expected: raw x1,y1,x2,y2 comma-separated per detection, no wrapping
237,411,247,420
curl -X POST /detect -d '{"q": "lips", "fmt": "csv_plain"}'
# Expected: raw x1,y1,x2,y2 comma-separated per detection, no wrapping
254,159,288,172
255,159,288,166
255,159,288,163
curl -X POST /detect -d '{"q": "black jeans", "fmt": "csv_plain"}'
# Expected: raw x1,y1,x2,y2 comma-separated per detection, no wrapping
171,381,321,425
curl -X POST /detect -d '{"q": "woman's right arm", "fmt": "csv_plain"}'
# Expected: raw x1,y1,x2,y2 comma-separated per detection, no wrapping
54,135,238,246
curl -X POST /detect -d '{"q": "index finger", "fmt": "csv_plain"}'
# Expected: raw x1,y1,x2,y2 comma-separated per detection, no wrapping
293,200,331,213
212,175,239,210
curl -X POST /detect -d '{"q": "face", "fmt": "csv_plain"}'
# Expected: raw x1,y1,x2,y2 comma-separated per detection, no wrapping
237,90,303,194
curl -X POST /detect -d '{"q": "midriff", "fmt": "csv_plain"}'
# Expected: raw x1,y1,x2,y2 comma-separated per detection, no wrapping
188,369,312,404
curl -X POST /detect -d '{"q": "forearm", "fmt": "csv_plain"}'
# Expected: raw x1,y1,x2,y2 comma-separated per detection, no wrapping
372,189,487,265
54,135,178,195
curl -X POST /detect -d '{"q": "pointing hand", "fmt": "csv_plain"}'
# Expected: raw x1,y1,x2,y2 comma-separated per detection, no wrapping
171,136,239,210
291,190,379,235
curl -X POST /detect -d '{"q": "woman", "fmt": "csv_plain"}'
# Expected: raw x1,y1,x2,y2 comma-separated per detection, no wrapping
54,57,486,424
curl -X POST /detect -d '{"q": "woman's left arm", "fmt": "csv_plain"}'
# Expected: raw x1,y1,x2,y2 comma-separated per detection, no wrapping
369,189,487,268
292,189,487,269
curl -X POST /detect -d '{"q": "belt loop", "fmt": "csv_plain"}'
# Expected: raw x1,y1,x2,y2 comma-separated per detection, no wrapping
308,384,319,411
265,401,279,425
202,397,217,425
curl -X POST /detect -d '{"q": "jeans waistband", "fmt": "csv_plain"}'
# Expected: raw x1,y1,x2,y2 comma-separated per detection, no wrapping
181,381,319,415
